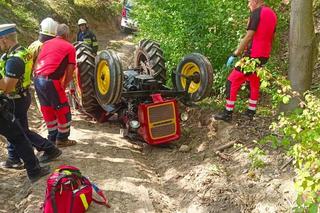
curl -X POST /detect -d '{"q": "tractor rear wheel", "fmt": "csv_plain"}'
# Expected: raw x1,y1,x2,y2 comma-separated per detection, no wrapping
175,53,213,102
134,39,166,83
73,42,105,120
94,50,123,105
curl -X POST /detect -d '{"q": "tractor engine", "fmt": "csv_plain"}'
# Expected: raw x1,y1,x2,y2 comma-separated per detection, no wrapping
123,70,162,92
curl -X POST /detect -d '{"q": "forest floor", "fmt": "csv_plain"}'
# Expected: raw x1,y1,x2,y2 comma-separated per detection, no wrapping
0,27,297,213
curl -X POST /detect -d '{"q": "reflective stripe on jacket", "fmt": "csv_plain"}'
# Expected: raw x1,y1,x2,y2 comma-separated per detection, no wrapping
76,29,98,53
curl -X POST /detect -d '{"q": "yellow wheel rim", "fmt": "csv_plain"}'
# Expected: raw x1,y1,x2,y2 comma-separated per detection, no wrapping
97,60,111,95
181,62,200,94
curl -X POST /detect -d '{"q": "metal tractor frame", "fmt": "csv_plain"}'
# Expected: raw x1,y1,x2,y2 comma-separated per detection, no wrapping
71,40,213,145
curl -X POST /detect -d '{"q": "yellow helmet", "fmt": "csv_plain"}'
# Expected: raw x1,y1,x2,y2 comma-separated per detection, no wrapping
78,18,87,25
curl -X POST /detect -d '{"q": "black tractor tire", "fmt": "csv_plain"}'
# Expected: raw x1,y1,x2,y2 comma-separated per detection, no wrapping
73,42,105,119
134,39,166,83
94,50,123,105
175,53,214,102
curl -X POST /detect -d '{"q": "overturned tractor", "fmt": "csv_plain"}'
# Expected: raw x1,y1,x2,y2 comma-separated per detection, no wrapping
71,40,213,145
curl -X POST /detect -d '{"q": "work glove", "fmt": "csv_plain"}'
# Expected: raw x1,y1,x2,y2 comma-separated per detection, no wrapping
226,54,237,68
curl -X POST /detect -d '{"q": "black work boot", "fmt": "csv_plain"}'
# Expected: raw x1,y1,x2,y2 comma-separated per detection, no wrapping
28,165,51,183
38,147,62,163
1,158,24,169
243,109,256,120
214,109,233,122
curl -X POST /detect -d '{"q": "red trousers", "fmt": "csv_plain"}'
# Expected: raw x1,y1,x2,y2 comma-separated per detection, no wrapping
225,69,260,111
34,77,71,142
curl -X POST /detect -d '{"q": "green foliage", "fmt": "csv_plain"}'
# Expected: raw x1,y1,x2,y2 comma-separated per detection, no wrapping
0,0,120,46
0,0,40,44
231,56,293,108
74,0,121,17
133,0,248,87
268,93,320,211
133,0,288,92
234,143,267,170
249,49,319,210
213,65,230,96
314,0,320,11
209,164,221,175
248,147,266,169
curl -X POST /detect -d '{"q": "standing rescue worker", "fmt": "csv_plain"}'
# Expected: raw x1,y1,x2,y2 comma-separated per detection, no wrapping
0,23,53,182
214,0,277,122
29,17,57,66
34,24,77,147
76,18,98,53
28,18,58,112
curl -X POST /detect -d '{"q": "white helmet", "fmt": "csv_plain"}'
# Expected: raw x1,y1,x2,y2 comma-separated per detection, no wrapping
78,18,87,25
40,17,58,36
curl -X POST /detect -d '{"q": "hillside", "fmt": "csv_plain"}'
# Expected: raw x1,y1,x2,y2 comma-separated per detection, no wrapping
0,0,120,45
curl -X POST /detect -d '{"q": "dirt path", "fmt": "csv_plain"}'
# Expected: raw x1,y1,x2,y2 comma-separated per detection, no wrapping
0,100,157,212
0,30,153,213
0,30,297,213
29,110,156,212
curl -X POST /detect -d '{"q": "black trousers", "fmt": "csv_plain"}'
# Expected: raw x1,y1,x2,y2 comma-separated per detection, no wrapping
0,102,40,176
6,91,55,160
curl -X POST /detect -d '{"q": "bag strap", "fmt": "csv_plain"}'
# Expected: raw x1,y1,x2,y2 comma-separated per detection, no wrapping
50,173,67,213
91,183,111,208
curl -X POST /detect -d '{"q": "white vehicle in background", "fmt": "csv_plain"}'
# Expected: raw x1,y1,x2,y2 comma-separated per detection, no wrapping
120,0,138,33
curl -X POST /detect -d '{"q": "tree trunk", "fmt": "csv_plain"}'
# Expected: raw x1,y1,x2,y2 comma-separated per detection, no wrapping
281,0,317,111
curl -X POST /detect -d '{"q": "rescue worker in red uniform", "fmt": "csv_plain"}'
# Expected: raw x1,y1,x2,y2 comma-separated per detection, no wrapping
215,0,277,122
0,23,56,183
34,24,77,147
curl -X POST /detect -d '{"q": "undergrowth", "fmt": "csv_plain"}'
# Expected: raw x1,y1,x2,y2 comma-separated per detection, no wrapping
0,0,121,45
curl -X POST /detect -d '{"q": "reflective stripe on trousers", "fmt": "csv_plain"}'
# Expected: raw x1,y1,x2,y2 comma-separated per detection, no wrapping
34,77,71,142
225,68,260,111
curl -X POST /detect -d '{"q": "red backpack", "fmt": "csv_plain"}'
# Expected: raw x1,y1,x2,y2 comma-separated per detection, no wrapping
42,165,110,213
